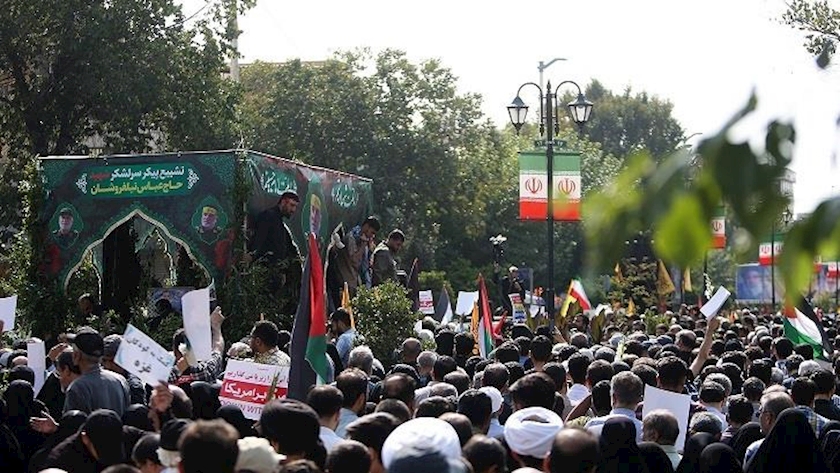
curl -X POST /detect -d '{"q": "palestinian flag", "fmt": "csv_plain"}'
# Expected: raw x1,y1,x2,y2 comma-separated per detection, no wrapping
784,298,834,361
477,275,495,359
288,234,331,400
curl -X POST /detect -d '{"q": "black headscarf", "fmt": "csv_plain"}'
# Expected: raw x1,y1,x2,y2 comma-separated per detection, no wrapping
729,423,762,465
123,404,154,432
677,433,716,473
698,443,743,473
2,380,48,463
216,404,256,439
745,408,827,473
189,381,221,420
597,417,650,473
28,410,88,472
638,442,675,473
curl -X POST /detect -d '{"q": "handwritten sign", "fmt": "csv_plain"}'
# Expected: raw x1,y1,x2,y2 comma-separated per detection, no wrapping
419,290,435,314
27,339,46,395
182,287,212,361
0,295,16,331
115,324,175,386
83,164,197,198
509,294,527,322
701,286,731,320
220,360,289,420
642,385,691,451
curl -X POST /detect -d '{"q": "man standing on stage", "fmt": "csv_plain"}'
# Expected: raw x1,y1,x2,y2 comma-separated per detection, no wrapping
250,191,302,306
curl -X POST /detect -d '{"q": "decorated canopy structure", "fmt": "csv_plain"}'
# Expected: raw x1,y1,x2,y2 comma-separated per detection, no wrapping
38,150,373,289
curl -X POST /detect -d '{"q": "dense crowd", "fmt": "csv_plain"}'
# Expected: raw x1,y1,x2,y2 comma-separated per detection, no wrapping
2,302,840,473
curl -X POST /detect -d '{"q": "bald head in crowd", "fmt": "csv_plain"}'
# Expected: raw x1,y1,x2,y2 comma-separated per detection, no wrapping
546,428,600,473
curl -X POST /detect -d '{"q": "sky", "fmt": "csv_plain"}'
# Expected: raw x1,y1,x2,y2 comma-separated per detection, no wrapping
181,0,840,215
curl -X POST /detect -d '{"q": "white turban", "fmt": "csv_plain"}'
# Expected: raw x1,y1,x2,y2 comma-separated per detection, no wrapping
381,418,461,469
503,407,563,459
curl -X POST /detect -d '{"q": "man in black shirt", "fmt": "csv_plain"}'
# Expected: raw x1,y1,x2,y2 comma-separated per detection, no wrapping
249,191,302,309
811,369,840,421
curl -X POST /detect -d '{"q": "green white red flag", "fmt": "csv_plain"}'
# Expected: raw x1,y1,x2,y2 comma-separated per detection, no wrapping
759,237,783,266
477,275,495,359
519,151,581,221
711,207,726,249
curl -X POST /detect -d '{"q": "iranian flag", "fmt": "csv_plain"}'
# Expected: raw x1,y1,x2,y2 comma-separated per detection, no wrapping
784,298,834,361
476,275,495,359
519,152,581,221
758,238,783,266
711,207,726,249
568,279,592,311
287,234,331,400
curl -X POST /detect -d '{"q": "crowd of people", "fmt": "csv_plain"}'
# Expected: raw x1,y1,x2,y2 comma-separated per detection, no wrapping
2,299,840,473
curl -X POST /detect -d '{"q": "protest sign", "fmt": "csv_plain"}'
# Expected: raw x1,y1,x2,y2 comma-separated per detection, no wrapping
115,324,176,386
181,287,212,360
419,290,435,314
642,385,691,451
455,291,479,315
0,295,17,331
701,286,731,320
509,294,527,322
27,339,46,395
219,359,289,420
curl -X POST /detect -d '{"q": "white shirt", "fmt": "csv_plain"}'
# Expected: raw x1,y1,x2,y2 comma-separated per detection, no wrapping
584,408,645,443
568,383,590,406
703,405,728,430
320,426,343,452
487,418,505,440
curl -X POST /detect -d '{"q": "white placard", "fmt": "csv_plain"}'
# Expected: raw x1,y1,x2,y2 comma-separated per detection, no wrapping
182,287,212,361
27,339,46,395
642,385,691,451
701,286,731,320
419,290,435,314
455,291,479,315
509,294,527,322
220,360,289,420
115,324,176,387
0,295,17,331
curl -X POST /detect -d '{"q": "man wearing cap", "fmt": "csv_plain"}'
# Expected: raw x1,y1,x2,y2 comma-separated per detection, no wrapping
371,229,405,287
52,207,79,249
63,327,130,416
102,334,148,405
195,205,222,243
42,409,127,473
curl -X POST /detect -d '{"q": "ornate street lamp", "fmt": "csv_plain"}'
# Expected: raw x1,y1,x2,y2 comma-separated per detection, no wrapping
507,79,592,332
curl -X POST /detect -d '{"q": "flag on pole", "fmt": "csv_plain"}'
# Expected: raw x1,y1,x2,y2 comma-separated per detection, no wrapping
435,287,454,324
519,152,582,221
657,260,676,295
784,298,834,361
711,207,726,249
288,234,331,400
614,262,623,283
407,258,420,312
559,279,591,324
341,281,355,330
477,275,495,358
627,298,636,316
682,268,693,292
758,237,784,266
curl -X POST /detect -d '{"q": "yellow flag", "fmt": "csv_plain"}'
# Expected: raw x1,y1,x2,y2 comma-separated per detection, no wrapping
342,282,355,330
614,262,623,282
657,260,676,295
470,302,480,355
627,298,636,316
682,267,692,292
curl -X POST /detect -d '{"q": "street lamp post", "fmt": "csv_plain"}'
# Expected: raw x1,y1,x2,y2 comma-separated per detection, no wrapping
507,80,593,333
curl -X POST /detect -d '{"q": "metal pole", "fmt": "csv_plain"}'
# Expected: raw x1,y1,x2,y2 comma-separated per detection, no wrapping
229,0,241,82
545,81,556,333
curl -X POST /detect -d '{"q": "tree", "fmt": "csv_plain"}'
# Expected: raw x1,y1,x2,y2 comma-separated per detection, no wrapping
782,0,840,64
240,50,515,279
0,0,242,157
574,80,686,162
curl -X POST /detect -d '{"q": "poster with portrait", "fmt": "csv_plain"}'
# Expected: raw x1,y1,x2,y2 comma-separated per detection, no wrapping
735,264,783,303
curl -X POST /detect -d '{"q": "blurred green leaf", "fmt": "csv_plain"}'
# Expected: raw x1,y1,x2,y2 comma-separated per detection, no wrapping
654,194,711,266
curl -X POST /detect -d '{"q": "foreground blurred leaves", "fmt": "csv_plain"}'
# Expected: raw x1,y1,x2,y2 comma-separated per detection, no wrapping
585,93,839,303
